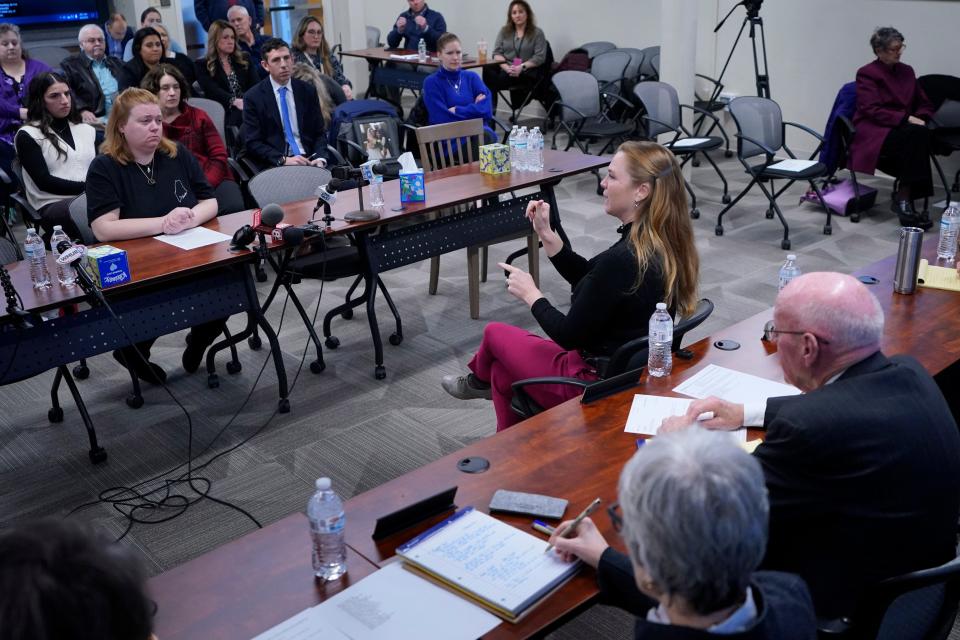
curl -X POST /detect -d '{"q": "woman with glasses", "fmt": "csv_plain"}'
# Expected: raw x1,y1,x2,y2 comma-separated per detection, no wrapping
551,428,817,638
422,32,496,141
291,15,353,101
850,27,935,230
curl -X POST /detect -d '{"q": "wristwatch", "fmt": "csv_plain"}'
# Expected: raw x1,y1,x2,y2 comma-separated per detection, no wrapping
276,156,285,167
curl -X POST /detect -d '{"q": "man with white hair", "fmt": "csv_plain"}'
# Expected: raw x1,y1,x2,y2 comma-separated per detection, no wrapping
228,5,268,78
662,272,960,620
196,0,264,32
60,24,124,124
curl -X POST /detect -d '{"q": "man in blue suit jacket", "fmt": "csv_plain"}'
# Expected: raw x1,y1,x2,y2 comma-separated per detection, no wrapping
195,0,265,31
242,38,330,170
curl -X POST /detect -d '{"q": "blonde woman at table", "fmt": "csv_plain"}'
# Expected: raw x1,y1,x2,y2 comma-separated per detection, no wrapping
86,88,223,382
442,140,700,431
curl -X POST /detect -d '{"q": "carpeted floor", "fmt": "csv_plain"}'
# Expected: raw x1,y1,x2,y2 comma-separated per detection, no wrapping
1,125,957,638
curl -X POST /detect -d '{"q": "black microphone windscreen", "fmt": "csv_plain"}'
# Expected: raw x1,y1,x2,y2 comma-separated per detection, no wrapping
56,240,72,254
281,225,305,246
373,160,402,177
328,178,359,192
261,203,285,227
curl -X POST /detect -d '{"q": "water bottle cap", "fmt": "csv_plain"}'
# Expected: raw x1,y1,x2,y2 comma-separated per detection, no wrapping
656,302,667,310
53,225,62,231
315,477,331,490
786,254,796,260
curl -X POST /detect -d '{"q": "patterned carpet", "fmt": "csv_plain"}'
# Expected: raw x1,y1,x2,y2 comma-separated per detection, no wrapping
1,130,957,638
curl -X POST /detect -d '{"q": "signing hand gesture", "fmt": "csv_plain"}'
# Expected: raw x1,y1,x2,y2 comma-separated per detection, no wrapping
499,262,543,306
525,199,562,255
395,16,407,31
414,15,428,29
548,517,609,568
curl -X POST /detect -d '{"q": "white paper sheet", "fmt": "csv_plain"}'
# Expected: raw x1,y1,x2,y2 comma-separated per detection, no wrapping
624,394,746,441
252,562,501,640
668,137,711,148
767,158,818,172
389,53,420,60
672,364,801,405
154,227,232,250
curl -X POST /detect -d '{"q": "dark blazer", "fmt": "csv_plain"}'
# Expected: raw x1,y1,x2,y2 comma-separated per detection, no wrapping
59,53,124,117
242,77,329,169
597,548,817,639
194,0,265,30
849,59,935,173
118,57,151,92
755,352,960,619
195,55,260,112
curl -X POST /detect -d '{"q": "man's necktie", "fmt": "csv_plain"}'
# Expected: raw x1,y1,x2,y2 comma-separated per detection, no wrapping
278,86,300,157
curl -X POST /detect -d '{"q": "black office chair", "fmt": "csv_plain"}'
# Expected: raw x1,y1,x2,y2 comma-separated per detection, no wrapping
818,554,960,640
510,298,714,420
8,159,43,236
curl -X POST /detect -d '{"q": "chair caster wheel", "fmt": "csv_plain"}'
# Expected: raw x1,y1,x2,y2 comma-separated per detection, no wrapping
725,150,733,158
73,364,89,379
325,336,340,349
248,335,262,350
823,225,832,235
48,407,64,423
690,208,700,219
952,183,959,193
722,194,731,204
310,360,325,374
226,360,242,374
341,308,353,320
374,365,386,380
208,374,220,389
184,334,192,346
255,269,268,283
89,447,107,464
126,395,144,409
765,209,774,219
389,333,403,346
715,225,724,236
692,159,701,167
851,214,861,223
278,398,290,413
781,240,791,250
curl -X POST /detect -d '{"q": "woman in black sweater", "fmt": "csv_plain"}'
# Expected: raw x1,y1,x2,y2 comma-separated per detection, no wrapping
442,141,700,431
195,20,259,132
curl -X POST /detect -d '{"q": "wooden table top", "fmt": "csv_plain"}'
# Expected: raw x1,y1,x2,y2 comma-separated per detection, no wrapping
341,46,500,70
148,513,378,640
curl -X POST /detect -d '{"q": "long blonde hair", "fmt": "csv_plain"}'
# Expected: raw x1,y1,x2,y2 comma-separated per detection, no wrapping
100,88,177,164
618,141,699,316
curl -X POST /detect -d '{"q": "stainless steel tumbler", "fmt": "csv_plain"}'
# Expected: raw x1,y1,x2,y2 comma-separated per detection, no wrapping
893,227,924,294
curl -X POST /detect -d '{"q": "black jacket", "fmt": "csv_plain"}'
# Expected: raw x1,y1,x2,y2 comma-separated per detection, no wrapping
241,77,329,169
755,352,960,619
59,53,124,117
195,55,260,112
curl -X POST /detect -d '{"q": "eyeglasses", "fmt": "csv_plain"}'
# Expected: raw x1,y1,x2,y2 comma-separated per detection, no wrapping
607,501,623,532
83,37,105,43
305,29,323,36
886,43,906,53
762,320,831,345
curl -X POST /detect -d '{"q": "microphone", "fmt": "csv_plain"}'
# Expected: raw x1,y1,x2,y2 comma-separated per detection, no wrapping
281,224,324,247
327,178,359,193
260,203,285,227
371,160,401,178
55,241,101,302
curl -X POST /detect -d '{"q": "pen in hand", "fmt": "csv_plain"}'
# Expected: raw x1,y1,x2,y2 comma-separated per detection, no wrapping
545,497,602,554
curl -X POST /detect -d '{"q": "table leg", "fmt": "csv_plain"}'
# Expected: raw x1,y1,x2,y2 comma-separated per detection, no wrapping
243,264,290,412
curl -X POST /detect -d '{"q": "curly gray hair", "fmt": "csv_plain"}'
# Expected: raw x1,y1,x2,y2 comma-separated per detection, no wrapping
870,27,904,54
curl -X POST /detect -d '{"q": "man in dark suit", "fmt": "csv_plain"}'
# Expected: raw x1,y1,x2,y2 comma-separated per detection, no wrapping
60,24,124,125
195,0,265,32
242,38,330,170
662,272,960,620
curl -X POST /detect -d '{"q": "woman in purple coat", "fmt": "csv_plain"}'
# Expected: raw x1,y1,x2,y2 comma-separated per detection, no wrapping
850,27,935,229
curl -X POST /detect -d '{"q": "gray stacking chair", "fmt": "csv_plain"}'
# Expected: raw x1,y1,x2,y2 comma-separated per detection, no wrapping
638,45,660,81
67,193,96,244
187,97,226,146
715,97,831,250
28,46,71,70
366,26,382,48
632,81,730,218
579,41,616,59
590,50,631,103
186,97,246,214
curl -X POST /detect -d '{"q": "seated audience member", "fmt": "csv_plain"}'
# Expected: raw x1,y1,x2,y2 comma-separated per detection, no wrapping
482,1,548,111
442,141,699,431
123,7,184,62
0,519,155,640
60,24,123,126
291,16,353,100
228,5,268,78
850,27,935,229
196,20,259,133
118,27,164,91
152,22,196,87
14,72,95,241
104,13,133,59
196,0,265,32
553,427,817,639
387,0,446,52
661,272,960,619
291,63,337,128
0,23,52,185
242,38,330,170
422,32,496,141
86,88,224,379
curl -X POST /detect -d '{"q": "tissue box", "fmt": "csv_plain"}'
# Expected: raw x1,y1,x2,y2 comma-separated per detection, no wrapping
479,143,510,174
86,245,131,289
400,169,425,203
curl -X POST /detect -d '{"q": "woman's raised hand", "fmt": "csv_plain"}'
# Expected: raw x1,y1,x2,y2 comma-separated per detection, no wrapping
525,199,562,255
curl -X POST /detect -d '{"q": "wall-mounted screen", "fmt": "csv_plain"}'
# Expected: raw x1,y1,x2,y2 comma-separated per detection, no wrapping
0,0,108,31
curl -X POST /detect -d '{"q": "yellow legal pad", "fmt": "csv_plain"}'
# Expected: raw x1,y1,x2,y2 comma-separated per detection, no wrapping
917,259,960,292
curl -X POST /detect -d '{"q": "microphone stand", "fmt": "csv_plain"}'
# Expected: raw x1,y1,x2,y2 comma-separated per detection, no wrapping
343,180,382,222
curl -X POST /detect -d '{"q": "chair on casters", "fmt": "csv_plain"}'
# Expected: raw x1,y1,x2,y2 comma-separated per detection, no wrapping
579,41,616,59
715,97,832,250
510,298,714,420
366,26,382,48
415,118,539,320
638,46,660,81
817,554,960,640
632,81,730,219
8,160,43,236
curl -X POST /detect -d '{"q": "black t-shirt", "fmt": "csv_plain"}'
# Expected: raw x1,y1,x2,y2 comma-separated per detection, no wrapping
86,143,214,225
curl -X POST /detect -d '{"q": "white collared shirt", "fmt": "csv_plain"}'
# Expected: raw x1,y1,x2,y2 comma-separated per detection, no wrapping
646,586,758,634
269,76,303,156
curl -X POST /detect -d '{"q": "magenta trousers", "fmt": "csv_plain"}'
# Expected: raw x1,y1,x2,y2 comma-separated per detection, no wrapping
468,322,599,431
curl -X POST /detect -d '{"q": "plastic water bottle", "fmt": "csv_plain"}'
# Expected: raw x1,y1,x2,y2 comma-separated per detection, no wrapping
528,126,544,171
508,125,519,170
515,126,528,171
50,225,76,288
417,38,427,63
23,228,51,289
937,204,959,260
307,477,347,581
369,175,385,207
778,254,801,291
647,303,673,378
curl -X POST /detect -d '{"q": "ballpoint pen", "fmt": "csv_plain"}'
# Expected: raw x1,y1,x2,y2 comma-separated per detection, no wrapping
544,497,602,553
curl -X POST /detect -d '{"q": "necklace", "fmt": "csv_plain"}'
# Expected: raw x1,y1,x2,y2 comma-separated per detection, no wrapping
445,70,461,93
135,157,157,185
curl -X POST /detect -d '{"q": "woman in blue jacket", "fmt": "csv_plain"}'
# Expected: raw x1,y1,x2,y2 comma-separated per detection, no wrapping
422,32,495,142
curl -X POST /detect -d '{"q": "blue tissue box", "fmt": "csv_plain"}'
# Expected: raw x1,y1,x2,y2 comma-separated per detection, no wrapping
400,169,425,203
86,245,131,289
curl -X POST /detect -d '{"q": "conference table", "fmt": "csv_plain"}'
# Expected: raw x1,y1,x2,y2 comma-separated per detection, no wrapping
341,46,500,95
148,242,960,639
